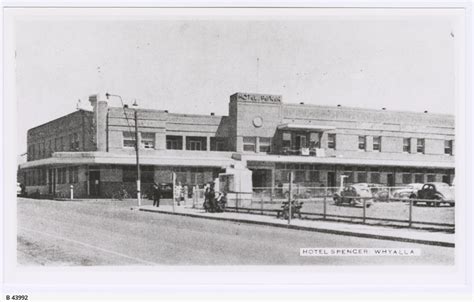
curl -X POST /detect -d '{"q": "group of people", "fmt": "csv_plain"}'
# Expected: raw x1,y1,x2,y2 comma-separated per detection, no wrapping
203,183,227,213
151,182,227,211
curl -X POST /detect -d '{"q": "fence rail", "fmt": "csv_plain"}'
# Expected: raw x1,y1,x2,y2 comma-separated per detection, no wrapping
195,185,455,230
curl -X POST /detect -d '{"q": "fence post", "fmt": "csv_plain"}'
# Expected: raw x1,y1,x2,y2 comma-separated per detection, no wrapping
261,196,264,215
408,199,413,228
323,187,327,220
362,198,366,224
288,172,293,225
236,192,239,213
70,185,74,200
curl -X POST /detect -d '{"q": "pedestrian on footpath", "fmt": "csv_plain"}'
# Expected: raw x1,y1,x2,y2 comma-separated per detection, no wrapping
153,183,161,207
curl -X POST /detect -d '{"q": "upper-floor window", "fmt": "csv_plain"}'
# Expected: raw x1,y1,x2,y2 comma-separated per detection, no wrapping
373,136,381,152
358,136,366,151
444,140,453,155
282,132,291,149
259,137,271,153
309,132,321,149
403,138,411,153
210,137,226,151
328,133,336,149
166,136,183,150
59,136,64,151
417,138,425,154
186,136,207,151
141,132,155,149
243,137,256,152
123,132,136,148
69,133,79,151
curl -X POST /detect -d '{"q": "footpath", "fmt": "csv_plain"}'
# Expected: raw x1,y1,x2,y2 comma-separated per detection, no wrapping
137,204,455,248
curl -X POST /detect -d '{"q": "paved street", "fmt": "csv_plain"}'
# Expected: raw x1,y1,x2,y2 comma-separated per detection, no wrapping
17,198,454,266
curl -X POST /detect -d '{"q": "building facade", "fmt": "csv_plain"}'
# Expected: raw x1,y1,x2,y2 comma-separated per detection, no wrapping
19,92,455,198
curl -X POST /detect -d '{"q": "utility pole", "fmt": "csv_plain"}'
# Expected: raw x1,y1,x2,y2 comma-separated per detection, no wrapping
135,109,141,207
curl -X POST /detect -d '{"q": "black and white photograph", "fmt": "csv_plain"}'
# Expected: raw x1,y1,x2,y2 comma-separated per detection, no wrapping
1,2,472,301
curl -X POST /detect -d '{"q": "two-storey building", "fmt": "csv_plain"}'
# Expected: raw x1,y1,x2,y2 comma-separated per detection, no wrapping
19,92,455,198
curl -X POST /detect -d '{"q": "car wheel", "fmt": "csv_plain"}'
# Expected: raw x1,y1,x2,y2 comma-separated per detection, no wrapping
449,202,454,207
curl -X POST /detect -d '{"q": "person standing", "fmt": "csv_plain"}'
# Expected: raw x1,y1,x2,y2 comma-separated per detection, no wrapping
153,183,161,207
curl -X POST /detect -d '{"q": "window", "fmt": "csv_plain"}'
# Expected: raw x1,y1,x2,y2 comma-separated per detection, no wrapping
357,172,367,183
328,133,336,149
141,166,154,183
259,137,271,153
358,136,366,150
427,174,436,182
210,137,226,151
243,137,256,152
54,138,59,151
309,132,321,149
166,136,183,150
309,170,320,182
69,133,80,151
123,132,136,148
402,173,412,184
414,174,424,183
58,168,67,184
403,138,411,153
370,173,380,184
295,134,307,149
444,140,453,155
141,132,155,149
373,136,381,152
69,167,79,183
186,136,207,151
123,166,137,182
417,139,425,154
59,137,64,151
294,170,306,183
282,132,291,148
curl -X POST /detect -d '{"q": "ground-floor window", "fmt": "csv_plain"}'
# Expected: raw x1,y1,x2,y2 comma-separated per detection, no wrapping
402,173,412,184
427,174,436,182
414,174,424,183
370,173,380,184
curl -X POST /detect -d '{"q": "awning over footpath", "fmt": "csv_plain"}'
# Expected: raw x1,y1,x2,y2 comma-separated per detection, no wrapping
235,154,455,169
19,151,237,169
277,123,336,131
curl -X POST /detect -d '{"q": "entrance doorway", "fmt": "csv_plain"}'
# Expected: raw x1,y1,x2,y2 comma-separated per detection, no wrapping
387,174,395,187
89,170,100,197
48,168,55,195
327,172,336,187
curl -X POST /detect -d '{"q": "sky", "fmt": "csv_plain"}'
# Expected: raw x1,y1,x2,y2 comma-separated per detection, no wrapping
14,9,459,154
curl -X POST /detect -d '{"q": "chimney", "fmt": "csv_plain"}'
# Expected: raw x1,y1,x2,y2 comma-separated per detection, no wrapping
210,112,215,116
299,102,304,105
382,107,386,110
424,110,428,113
164,110,168,113
337,104,341,107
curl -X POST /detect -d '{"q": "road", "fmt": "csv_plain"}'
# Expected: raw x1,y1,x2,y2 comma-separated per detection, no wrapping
17,198,454,266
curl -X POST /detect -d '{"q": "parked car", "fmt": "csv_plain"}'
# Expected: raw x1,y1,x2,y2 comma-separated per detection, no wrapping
410,182,455,207
391,183,424,200
344,183,389,201
333,184,374,208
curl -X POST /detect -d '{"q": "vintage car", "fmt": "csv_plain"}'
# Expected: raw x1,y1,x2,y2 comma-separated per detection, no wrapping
391,183,424,200
333,184,374,208
410,182,455,207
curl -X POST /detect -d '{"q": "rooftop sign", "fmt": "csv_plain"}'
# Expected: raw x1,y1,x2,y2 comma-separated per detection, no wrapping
230,92,282,104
